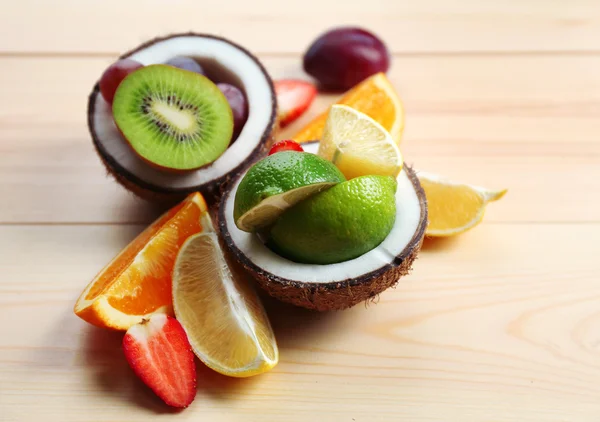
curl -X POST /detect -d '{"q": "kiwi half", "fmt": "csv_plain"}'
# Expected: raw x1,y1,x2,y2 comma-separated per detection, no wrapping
112,65,233,171
88,33,277,203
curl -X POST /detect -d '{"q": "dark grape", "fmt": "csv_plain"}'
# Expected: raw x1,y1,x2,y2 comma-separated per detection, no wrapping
303,27,390,91
165,56,205,75
99,59,144,104
217,83,248,139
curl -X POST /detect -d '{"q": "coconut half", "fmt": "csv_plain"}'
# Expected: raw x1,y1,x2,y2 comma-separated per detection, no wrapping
219,142,428,311
88,33,277,203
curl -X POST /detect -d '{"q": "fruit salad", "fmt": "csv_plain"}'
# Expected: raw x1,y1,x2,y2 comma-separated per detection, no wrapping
233,106,404,265
74,28,506,411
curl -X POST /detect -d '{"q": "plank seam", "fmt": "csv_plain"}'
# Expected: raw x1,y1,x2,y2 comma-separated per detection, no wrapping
3,50,600,59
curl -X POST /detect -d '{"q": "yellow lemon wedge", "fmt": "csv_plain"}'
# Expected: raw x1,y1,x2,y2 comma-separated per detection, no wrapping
418,172,507,237
318,104,403,180
172,232,278,377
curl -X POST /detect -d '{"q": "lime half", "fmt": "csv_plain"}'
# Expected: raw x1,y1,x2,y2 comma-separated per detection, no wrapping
234,151,345,232
269,175,398,264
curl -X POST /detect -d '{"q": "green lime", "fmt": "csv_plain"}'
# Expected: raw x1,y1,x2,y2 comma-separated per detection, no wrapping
268,175,397,265
234,152,346,232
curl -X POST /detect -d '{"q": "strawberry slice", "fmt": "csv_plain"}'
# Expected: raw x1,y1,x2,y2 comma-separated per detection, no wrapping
275,79,317,127
123,314,196,408
268,139,304,155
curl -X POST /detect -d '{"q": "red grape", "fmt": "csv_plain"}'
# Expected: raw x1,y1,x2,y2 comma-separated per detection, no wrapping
268,140,304,155
217,83,248,139
99,59,144,104
303,27,390,91
165,56,205,75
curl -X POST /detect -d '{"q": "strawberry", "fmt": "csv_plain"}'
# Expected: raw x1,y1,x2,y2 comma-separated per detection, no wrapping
122,314,196,408
268,139,304,155
274,79,317,127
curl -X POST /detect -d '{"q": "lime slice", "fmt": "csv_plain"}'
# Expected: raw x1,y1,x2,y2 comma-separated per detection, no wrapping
236,182,338,232
234,151,345,232
269,175,398,264
318,104,403,180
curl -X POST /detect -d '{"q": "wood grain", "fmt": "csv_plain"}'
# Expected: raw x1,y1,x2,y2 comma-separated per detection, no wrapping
1,0,599,54
1,1,600,420
1,224,599,421
1,55,599,223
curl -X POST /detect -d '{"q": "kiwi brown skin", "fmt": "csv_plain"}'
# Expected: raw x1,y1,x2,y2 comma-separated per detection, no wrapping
218,165,428,311
87,32,278,205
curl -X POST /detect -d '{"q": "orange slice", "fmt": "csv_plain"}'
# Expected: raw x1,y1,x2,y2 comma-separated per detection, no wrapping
293,73,404,144
74,193,212,331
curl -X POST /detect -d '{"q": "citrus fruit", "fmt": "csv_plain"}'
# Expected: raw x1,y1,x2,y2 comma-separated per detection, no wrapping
234,151,345,232
172,232,278,377
269,175,397,264
74,192,212,331
318,104,403,180
293,72,404,144
418,172,507,237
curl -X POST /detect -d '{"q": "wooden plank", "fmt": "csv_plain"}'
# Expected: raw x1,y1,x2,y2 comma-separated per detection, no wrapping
0,0,599,54
1,223,599,421
1,54,599,223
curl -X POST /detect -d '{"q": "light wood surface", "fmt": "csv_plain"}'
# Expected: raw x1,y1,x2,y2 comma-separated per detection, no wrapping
1,1,599,421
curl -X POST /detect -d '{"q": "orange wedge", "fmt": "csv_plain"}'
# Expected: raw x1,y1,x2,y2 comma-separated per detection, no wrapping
293,72,404,144
74,193,212,331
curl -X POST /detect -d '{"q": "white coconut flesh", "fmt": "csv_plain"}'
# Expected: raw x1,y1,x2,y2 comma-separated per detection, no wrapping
92,35,275,189
223,142,424,283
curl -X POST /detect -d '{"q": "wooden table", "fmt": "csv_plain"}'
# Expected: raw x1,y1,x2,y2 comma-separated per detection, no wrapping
2,1,599,421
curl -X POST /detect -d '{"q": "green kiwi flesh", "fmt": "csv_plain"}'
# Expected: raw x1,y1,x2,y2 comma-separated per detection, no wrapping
112,64,234,171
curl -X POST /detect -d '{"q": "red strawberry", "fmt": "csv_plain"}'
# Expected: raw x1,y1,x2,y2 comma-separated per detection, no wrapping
274,79,317,127
123,314,196,408
268,139,304,155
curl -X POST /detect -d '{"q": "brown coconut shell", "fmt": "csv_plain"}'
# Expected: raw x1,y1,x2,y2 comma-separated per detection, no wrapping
87,32,278,205
218,165,428,311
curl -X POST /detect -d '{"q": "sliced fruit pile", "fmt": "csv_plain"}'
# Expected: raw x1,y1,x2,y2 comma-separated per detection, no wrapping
233,133,399,265
261,69,505,239
88,34,287,204
98,55,316,174
287,61,505,237
221,116,426,311
74,192,278,409
75,26,508,412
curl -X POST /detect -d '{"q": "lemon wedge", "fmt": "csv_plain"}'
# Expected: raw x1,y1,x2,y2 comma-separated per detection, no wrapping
172,232,278,377
418,172,507,237
318,105,403,180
